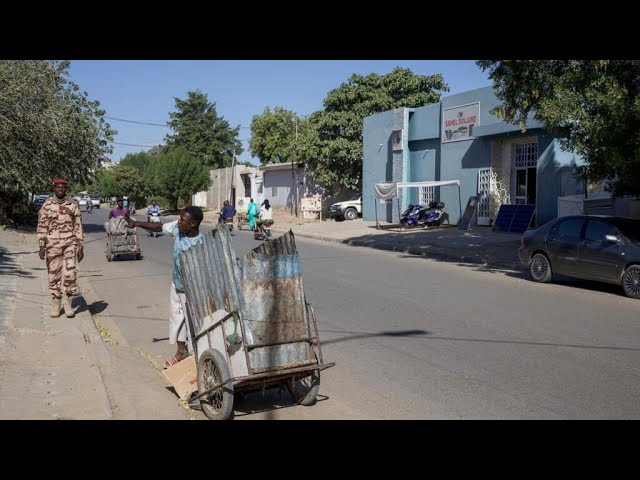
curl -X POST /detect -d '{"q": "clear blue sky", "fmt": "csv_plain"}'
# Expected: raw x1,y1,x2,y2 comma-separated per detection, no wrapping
67,60,492,165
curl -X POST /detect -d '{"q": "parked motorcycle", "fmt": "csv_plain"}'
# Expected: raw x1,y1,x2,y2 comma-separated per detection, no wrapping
400,204,425,228
400,202,446,228
424,201,446,227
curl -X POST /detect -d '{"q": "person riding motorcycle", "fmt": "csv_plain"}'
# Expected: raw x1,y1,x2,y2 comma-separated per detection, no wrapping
218,200,236,226
86,196,93,214
254,199,273,238
146,200,161,237
146,200,161,221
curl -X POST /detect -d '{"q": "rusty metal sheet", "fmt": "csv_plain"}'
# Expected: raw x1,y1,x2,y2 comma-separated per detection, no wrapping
179,225,245,340
180,226,311,373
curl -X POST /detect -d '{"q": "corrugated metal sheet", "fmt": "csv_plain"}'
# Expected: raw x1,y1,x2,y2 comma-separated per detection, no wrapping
179,225,311,375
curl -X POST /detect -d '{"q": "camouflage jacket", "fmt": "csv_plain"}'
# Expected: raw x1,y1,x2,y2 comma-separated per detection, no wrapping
37,196,84,248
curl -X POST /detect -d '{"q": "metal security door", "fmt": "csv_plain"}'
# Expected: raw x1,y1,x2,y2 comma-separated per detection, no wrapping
512,142,538,205
477,168,491,225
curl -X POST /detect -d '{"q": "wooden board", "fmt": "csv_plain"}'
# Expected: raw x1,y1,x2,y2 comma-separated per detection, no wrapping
458,196,479,231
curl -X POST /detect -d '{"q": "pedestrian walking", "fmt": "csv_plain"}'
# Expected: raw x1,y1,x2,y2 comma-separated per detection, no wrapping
36,178,84,318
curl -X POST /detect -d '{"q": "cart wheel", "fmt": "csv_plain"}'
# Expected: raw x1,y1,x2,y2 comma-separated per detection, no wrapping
287,354,320,406
197,349,234,420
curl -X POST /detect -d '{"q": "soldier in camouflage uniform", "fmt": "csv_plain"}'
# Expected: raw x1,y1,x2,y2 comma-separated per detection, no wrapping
37,178,84,318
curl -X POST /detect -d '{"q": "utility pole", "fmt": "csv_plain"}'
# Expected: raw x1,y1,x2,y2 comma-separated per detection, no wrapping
229,152,236,207
292,119,298,216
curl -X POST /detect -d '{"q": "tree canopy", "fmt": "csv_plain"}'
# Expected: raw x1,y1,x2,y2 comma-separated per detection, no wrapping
0,60,116,194
249,107,301,164
146,147,210,210
165,90,243,169
92,164,145,201
297,67,449,192
477,60,640,197
119,151,153,175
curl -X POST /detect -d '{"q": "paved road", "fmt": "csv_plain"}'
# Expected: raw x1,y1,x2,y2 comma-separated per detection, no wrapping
80,209,640,419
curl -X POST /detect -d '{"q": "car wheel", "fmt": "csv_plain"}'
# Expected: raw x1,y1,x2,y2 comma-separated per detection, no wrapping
622,265,640,299
530,253,552,283
344,208,357,221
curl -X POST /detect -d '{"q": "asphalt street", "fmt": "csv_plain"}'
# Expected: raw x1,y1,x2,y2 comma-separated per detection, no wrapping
79,208,640,419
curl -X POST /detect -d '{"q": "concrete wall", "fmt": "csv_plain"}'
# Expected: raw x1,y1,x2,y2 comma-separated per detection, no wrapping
537,137,586,225
363,110,396,222
192,165,260,211
261,165,306,215
407,139,439,205
408,103,441,141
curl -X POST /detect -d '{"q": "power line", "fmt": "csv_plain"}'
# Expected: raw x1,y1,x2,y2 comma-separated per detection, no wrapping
107,115,252,130
106,116,168,127
113,141,161,147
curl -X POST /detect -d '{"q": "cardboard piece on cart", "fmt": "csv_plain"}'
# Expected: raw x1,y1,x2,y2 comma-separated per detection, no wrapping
162,355,197,401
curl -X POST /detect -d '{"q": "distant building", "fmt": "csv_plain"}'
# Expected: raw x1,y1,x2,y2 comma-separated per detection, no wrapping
101,159,116,170
192,164,260,212
258,161,306,214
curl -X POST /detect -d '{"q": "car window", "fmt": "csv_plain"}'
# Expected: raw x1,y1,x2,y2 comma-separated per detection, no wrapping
556,218,584,239
585,220,617,242
610,218,640,242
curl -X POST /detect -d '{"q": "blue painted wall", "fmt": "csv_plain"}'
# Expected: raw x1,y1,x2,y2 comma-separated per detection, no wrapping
408,103,440,140
407,139,439,205
537,136,586,225
363,111,396,222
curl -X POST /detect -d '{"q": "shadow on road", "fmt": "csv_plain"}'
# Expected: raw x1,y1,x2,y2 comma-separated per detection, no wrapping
321,328,430,346
319,327,640,352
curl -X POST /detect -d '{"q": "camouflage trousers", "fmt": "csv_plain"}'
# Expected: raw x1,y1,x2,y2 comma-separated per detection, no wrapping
46,245,78,299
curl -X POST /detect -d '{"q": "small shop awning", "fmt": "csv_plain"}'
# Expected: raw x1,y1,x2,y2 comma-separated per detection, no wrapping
396,180,460,189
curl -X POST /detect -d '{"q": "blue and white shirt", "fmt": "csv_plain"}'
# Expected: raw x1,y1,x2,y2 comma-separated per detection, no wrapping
162,220,203,292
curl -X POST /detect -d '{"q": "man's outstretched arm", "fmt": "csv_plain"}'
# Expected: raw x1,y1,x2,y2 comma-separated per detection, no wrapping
124,216,162,232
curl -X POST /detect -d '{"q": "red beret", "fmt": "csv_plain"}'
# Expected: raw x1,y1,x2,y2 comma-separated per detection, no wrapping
52,178,68,185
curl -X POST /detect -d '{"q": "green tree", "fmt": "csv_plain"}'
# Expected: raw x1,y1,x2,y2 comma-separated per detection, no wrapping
0,60,116,194
165,90,243,169
93,169,118,198
249,107,301,164
119,151,153,175
477,60,640,197
146,147,210,210
108,164,145,202
297,67,449,192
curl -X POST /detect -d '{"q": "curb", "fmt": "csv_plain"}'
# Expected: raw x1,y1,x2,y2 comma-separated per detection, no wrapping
76,276,138,419
273,228,523,271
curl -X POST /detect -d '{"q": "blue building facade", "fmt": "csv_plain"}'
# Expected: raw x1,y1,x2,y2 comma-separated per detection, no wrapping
363,86,586,227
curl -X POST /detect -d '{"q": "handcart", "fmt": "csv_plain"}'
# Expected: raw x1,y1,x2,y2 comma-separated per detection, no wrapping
236,212,249,230
179,224,334,420
104,218,142,261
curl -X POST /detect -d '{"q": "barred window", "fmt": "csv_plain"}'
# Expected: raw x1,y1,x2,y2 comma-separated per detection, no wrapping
513,142,538,168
